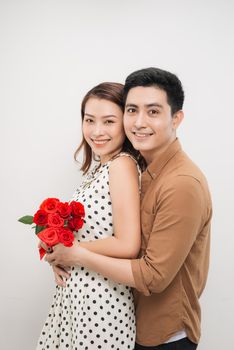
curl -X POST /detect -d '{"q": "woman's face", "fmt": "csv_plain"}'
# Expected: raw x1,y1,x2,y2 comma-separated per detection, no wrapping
82,97,125,164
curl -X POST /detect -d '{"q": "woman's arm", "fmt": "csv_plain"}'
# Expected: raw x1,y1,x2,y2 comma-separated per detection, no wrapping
79,156,141,258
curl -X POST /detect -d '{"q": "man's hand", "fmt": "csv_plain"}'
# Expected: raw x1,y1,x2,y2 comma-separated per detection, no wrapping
38,240,71,287
45,240,80,267
52,265,71,288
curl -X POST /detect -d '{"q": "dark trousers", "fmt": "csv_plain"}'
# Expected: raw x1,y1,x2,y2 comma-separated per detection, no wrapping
135,337,198,350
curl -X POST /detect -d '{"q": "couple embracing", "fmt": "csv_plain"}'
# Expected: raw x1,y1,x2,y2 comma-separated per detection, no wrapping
37,67,212,350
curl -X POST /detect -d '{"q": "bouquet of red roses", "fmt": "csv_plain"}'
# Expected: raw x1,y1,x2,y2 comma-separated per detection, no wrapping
18,197,85,260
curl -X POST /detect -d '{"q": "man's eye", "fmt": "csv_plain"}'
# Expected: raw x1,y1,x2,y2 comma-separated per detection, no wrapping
127,108,136,113
149,110,159,115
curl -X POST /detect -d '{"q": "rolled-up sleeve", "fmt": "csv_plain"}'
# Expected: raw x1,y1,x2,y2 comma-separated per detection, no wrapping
131,175,205,296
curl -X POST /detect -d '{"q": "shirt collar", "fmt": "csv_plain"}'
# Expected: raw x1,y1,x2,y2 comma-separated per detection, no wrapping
145,138,182,180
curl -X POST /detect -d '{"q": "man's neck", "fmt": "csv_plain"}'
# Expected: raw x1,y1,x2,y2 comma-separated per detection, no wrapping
141,138,177,165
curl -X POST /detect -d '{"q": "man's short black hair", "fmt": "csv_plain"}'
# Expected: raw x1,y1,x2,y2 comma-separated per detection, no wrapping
123,67,184,115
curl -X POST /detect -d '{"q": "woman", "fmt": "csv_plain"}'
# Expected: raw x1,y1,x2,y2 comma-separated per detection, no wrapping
36,82,142,350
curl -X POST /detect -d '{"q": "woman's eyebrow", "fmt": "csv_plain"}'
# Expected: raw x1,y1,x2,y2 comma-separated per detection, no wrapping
84,113,118,118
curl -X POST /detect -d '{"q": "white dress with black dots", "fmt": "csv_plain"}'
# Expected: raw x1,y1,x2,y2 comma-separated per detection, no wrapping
36,154,138,350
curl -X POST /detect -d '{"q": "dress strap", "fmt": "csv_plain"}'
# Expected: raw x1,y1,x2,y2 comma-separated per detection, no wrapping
111,151,136,162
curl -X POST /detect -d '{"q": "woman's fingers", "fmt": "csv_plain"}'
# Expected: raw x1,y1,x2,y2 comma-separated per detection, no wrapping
38,240,50,252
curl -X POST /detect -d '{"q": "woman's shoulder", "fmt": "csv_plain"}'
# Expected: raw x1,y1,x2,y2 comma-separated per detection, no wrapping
109,152,141,177
111,152,139,165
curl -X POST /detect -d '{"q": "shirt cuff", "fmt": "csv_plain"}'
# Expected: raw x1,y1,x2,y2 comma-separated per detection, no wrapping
131,258,151,296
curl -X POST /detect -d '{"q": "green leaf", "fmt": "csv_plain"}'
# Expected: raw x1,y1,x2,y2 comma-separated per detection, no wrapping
35,225,46,235
18,216,34,225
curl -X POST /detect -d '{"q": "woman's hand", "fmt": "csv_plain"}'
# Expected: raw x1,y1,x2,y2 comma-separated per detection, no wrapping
52,265,71,288
38,240,52,253
45,240,80,267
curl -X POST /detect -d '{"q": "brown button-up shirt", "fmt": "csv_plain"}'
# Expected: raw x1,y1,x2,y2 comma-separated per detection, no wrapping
131,139,212,346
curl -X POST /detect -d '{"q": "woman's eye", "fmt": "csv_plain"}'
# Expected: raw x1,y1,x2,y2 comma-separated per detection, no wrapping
105,120,114,124
84,118,93,123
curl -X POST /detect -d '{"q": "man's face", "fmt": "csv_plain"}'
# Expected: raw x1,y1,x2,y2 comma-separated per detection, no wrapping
123,86,183,164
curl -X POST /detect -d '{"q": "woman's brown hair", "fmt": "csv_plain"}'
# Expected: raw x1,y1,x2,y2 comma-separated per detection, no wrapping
74,82,145,173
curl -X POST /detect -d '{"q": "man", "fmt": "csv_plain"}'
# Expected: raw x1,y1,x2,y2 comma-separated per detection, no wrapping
46,68,212,349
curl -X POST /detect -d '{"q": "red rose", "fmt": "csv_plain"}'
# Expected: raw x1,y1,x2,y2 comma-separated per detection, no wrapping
70,201,85,217
68,217,84,231
39,246,46,260
57,202,71,218
37,227,60,247
40,198,60,213
47,213,64,227
33,209,48,226
58,228,74,247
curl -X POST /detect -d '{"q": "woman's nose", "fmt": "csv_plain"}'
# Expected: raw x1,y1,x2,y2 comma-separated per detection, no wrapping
92,123,105,136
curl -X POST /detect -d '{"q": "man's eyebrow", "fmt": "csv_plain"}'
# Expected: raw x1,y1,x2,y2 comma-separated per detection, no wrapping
125,103,138,108
84,113,118,118
146,103,163,108
125,103,163,108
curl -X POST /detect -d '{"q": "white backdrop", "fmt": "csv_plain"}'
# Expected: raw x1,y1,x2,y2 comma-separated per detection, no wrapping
1,0,234,349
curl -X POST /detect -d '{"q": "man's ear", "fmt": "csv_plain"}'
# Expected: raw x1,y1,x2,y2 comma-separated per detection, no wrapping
172,110,184,130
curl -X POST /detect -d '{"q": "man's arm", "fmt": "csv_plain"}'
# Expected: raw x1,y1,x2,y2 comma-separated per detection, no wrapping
45,241,136,287
46,176,205,292
131,175,206,296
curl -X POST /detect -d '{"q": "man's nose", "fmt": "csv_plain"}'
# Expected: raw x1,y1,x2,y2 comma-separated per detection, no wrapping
134,112,146,129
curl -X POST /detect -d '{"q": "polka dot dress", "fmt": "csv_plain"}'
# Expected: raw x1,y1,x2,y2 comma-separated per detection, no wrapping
36,153,137,350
